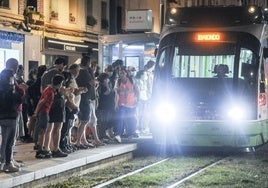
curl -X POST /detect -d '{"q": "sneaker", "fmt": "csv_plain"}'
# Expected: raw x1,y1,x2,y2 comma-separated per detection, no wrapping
69,144,78,151
35,150,52,159
11,159,24,168
43,150,52,158
84,142,95,148
114,135,121,143
75,144,89,150
35,150,45,159
105,129,114,139
52,149,68,158
61,147,72,154
94,141,105,147
0,163,4,171
3,163,19,173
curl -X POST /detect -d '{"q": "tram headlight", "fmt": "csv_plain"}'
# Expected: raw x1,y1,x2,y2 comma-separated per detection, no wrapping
227,106,246,120
154,102,177,124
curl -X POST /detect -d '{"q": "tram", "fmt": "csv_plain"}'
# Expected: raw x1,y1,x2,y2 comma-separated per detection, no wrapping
151,5,268,149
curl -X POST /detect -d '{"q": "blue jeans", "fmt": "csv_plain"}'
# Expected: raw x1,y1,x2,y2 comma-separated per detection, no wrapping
115,106,136,136
0,119,17,164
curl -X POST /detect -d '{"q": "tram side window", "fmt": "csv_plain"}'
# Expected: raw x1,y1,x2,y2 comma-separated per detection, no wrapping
239,47,260,96
260,62,265,93
172,47,195,78
239,48,254,79
156,48,169,76
158,49,167,68
172,47,181,77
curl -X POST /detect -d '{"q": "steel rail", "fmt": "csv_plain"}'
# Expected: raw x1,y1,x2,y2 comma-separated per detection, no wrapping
166,158,226,188
92,158,169,188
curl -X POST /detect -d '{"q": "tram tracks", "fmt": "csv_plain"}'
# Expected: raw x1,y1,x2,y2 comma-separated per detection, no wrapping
46,143,268,187
93,158,169,188
166,158,225,188
91,156,225,188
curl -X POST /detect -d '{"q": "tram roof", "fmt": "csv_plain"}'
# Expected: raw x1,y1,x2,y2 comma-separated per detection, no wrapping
165,6,268,27
161,6,268,40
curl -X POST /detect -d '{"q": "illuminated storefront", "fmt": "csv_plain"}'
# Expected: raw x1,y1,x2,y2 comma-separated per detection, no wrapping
0,30,24,72
99,33,159,71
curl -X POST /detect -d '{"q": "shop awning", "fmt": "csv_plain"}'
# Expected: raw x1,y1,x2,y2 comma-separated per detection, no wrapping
42,37,98,56
99,32,159,45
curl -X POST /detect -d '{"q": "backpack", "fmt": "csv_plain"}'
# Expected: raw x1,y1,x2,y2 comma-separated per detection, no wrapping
0,84,22,119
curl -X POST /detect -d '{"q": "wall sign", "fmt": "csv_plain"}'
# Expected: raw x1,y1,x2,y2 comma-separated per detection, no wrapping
45,37,90,53
126,10,152,31
0,31,24,42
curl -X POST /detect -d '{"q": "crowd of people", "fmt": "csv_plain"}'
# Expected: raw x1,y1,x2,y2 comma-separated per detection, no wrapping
0,55,155,173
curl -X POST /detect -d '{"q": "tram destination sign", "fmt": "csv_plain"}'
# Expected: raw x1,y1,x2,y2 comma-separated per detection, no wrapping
194,32,235,43
194,32,222,42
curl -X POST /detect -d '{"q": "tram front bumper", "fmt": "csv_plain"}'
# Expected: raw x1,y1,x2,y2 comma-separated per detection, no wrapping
151,120,267,148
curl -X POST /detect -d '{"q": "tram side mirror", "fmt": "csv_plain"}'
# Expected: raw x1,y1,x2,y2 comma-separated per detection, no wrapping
263,48,268,59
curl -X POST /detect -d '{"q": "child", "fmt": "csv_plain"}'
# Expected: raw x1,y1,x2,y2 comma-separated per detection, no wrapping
32,74,65,159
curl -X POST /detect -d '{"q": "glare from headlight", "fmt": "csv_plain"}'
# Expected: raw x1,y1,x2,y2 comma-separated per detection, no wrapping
154,103,177,124
227,106,246,120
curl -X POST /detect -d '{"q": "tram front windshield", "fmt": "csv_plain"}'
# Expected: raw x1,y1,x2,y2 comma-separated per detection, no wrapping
159,32,258,80
171,44,236,79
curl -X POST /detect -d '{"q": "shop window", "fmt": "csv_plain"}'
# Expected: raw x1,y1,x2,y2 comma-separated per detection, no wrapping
101,1,108,29
0,0,9,8
87,0,93,16
27,0,37,8
50,0,58,19
86,0,97,26
69,0,77,23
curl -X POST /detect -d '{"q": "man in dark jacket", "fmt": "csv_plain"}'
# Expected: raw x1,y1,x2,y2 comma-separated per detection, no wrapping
0,58,23,173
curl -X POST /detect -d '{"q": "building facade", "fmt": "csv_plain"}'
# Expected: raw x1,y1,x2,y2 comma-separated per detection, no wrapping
1,0,267,77
0,0,163,77
0,0,111,77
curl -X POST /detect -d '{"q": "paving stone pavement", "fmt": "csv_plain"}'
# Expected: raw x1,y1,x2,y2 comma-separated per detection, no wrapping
0,140,138,188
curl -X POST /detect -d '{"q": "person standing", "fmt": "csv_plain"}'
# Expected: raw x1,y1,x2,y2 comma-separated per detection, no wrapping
23,68,38,142
30,65,47,150
33,74,65,159
96,73,115,140
60,64,87,153
75,55,103,148
114,68,139,143
41,57,68,157
143,60,155,101
15,65,27,141
143,60,155,134
0,58,23,172
135,70,151,134
87,60,104,146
